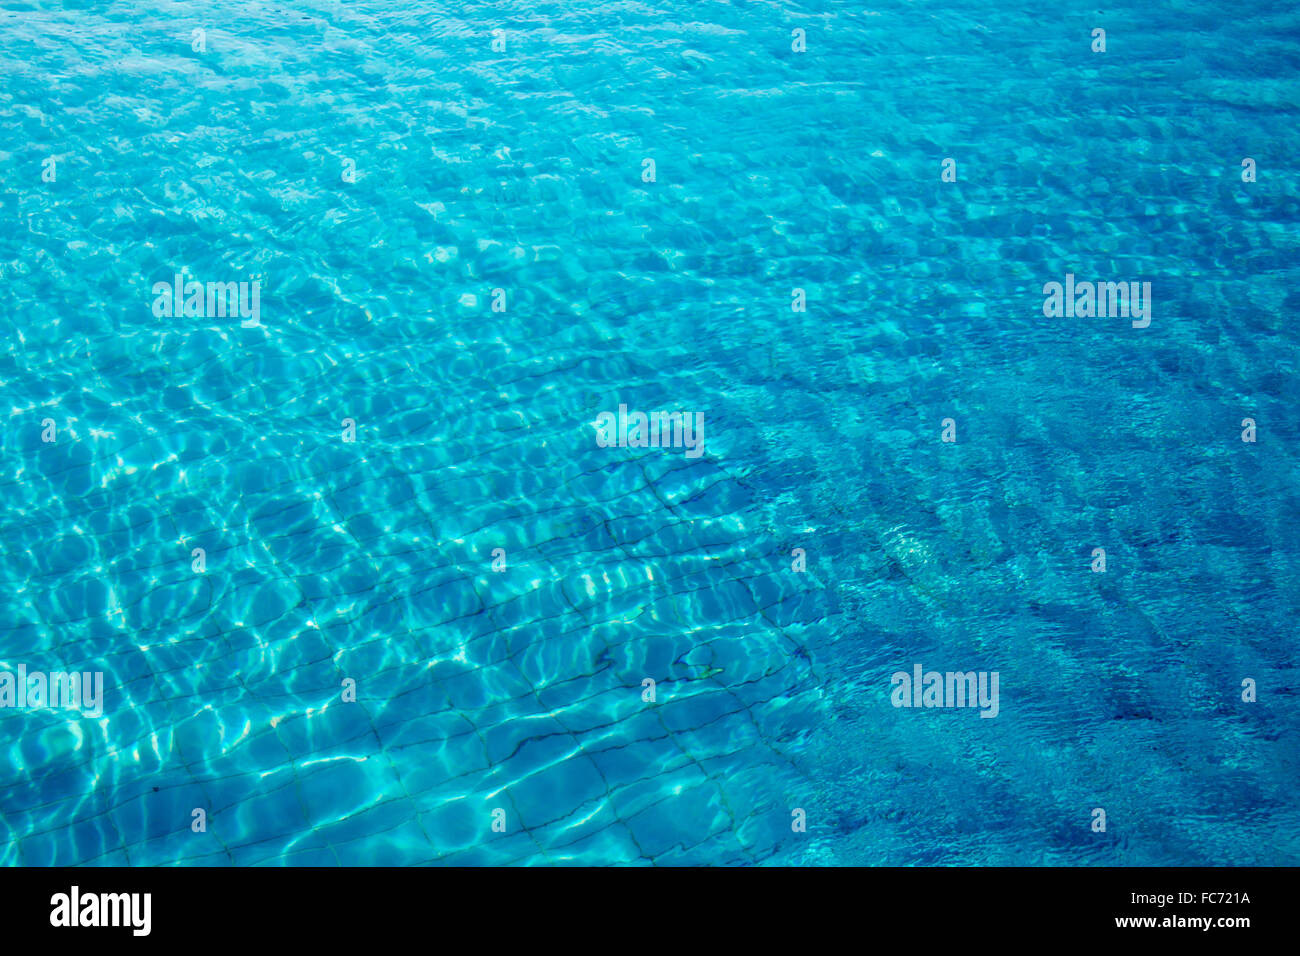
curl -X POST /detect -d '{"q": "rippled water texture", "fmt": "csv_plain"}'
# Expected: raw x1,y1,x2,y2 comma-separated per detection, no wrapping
1,1,1298,865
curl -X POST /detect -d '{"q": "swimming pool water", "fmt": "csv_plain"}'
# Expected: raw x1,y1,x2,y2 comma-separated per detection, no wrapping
1,0,1298,866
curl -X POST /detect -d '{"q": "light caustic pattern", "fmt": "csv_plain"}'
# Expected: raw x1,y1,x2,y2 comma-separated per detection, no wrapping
1,0,1299,865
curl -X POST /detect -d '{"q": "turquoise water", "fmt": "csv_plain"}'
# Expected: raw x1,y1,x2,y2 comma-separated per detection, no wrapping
2,0,1298,865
